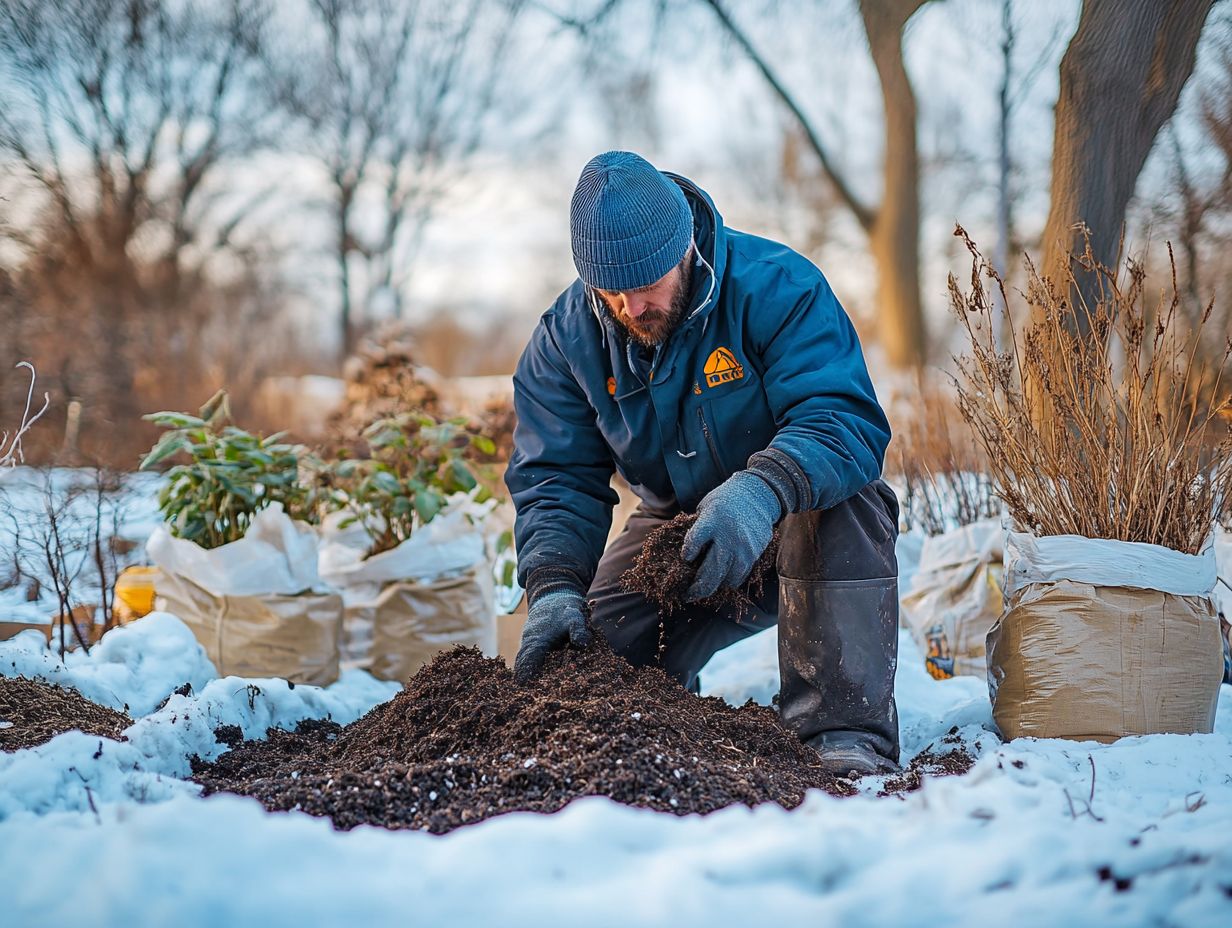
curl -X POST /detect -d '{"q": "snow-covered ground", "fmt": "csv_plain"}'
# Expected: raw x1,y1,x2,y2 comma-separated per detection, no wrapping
0,610,1229,927
2,470,1229,926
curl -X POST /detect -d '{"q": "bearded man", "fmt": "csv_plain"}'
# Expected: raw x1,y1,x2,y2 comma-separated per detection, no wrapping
505,151,901,776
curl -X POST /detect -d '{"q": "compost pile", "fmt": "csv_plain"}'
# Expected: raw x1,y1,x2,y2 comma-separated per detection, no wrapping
0,676,131,752
193,636,852,833
622,512,780,617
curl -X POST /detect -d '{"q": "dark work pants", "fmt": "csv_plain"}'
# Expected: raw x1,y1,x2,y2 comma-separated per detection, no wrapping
589,479,899,687
588,479,901,755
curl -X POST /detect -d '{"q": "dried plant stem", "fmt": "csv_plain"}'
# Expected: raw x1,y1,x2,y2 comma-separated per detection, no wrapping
889,387,999,536
1,362,50,467
949,226,1231,554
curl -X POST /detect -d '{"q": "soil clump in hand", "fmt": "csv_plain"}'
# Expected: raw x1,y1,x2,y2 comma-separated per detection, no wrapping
620,512,780,617
192,635,851,833
0,676,131,751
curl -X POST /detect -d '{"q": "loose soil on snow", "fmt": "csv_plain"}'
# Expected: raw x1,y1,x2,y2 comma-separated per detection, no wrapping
0,675,131,751
621,512,780,617
194,636,851,833
879,728,977,796
194,637,976,834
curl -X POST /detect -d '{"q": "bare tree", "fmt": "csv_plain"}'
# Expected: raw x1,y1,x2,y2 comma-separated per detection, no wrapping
1040,0,1215,333
21,474,94,656
986,0,1062,345
6,467,130,654
1135,24,1232,381
1152,26,1232,307
702,0,930,370
0,0,285,456
276,0,527,358
89,466,127,634
990,0,1015,345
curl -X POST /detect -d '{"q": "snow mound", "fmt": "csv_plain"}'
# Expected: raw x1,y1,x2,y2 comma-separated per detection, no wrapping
3,724,1231,928
0,613,400,819
1,613,217,716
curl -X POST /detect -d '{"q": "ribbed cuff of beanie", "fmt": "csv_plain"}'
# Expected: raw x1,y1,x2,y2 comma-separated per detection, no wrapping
570,150,694,291
525,565,588,607
746,448,813,515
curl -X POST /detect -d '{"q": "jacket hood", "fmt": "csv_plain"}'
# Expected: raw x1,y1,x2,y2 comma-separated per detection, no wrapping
663,171,728,329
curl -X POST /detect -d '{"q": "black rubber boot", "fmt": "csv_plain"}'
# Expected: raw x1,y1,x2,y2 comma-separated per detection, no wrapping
776,480,901,777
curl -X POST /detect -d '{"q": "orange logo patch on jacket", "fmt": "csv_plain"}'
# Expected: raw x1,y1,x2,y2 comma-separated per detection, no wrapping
703,347,744,388
606,376,617,396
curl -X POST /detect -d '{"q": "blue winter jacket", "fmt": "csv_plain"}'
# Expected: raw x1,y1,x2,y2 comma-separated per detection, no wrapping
505,173,890,593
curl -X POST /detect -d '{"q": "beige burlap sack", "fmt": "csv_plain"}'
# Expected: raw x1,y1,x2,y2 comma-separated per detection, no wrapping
367,567,496,684
318,496,499,681
147,503,343,686
987,530,1223,742
901,520,1002,680
156,571,343,686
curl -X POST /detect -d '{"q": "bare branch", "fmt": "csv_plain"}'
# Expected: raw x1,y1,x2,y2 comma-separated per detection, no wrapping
701,0,876,230
0,362,50,467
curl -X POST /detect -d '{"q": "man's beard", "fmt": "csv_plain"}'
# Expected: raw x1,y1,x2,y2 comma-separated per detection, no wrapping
602,260,693,348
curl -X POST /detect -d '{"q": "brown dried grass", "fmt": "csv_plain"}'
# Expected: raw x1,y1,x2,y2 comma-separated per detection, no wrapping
948,225,1232,554
887,387,999,536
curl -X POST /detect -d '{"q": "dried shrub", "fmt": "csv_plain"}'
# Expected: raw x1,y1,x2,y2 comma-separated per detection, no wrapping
327,326,443,448
887,387,999,536
949,226,1232,553
4,466,131,655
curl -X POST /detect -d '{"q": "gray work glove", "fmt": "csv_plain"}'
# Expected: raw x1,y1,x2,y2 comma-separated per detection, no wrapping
513,586,591,683
682,470,782,602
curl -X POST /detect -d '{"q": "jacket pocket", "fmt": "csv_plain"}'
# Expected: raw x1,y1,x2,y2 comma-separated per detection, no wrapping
696,406,724,475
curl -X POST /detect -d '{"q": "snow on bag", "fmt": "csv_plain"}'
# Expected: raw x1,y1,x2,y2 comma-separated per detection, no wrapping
318,495,497,683
987,528,1224,742
900,519,1002,680
146,503,343,686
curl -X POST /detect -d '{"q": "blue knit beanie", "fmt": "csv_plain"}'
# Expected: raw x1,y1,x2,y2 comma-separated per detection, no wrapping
570,151,693,291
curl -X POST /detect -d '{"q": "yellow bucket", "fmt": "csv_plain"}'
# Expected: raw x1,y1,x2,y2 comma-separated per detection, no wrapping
114,566,160,622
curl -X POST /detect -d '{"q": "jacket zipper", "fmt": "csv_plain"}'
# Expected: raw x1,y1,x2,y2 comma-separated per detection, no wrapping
697,407,723,472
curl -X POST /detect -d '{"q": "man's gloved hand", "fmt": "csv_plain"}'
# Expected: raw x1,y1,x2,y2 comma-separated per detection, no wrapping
512,587,592,683
682,470,782,602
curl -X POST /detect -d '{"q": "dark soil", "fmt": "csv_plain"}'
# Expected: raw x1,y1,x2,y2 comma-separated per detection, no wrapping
621,512,780,617
879,745,977,796
879,726,977,796
192,636,856,833
0,675,131,752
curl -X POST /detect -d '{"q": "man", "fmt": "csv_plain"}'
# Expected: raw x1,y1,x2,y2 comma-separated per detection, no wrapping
505,151,900,776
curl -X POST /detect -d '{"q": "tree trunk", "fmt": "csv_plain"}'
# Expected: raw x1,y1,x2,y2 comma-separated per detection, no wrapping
702,0,929,371
993,0,1014,349
861,0,928,370
337,184,356,361
1040,0,1213,332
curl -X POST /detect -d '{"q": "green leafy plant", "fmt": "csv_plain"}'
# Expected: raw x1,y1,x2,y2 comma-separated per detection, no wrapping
140,391,321,549
326,412,494,557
